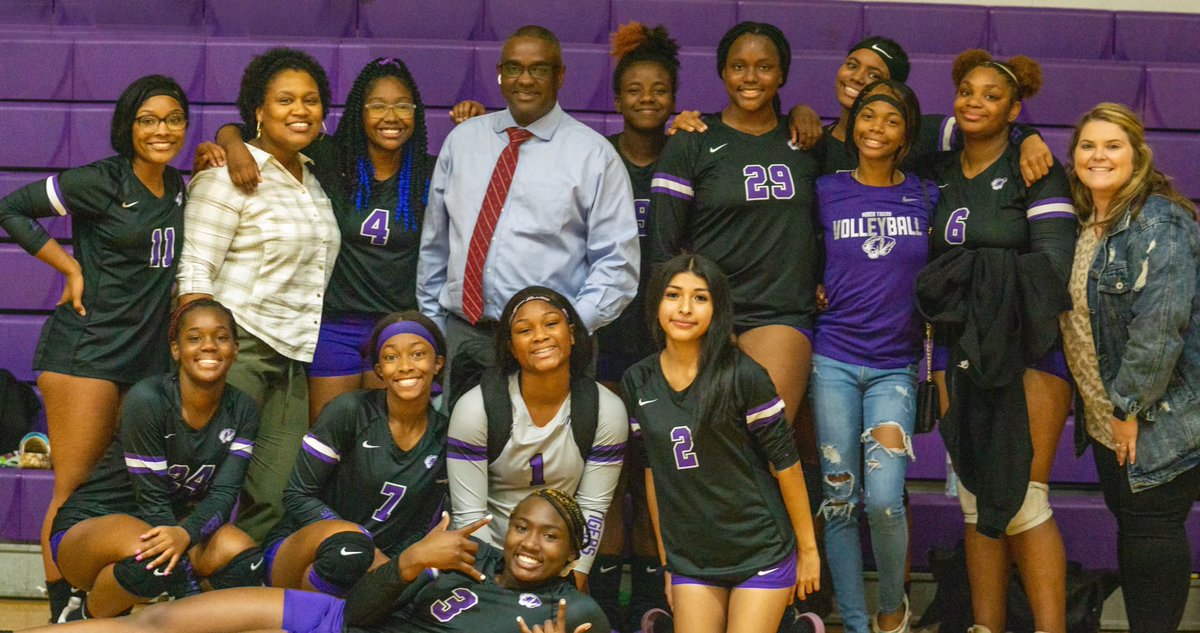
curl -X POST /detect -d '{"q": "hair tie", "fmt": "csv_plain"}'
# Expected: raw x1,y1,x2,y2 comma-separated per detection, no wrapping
508,294,571,328
984,60,1020,92
376,320,440,360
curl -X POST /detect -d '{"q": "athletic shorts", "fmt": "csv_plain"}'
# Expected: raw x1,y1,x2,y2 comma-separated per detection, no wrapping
310,315,377,378
932,346,1071,383
49,530,67,566
282,589,345,633
671,551,797,590
262,537,286,585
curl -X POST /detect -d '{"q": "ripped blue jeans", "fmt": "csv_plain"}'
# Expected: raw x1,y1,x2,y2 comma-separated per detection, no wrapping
810,353,916,633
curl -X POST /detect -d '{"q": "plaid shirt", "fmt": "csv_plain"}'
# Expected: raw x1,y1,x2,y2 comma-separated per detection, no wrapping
177,144,339,362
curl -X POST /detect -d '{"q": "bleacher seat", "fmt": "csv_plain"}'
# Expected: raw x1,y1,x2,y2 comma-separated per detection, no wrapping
0,315,48,382
1036,126,1075,163
1143,63,1200,131
485,0,611,44
988,7,1114,61
781,51,855,119
56,0,205,31
611,0,736,48
1146,131,1200,200
0,38,72,100
862,3,988,55
0,244,66,312
737,0,864,54
203,39,341,105
205,0,357,38
1114,12,1200,63
357,0,485,40
1020,59,1143,127
0,0,55,26
336,40,476,110
425,108,456,155
72,37,206,102
0,469,53,543
901,54,956,120
0,105,72,169
673,48,723,114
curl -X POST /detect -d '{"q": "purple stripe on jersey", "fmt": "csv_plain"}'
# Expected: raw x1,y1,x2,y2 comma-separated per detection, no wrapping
650,186,693,201
48,175,74,216
1027,197,1076,221
234,437,253,446
447,438,487,461
587,443,626,459
306,567,350,597
746,397,783,418
652,173,692,188
587,454,624,464
748,412,784,433
303,442,339,465
124,452,166,463
199,513,223,539
229,448,252,459
126,466,165,476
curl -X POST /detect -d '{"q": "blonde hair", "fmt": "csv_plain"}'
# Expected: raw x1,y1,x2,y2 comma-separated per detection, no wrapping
1067,102,1196,232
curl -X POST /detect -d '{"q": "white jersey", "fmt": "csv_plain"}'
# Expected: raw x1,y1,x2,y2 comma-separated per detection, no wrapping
447,374,628,574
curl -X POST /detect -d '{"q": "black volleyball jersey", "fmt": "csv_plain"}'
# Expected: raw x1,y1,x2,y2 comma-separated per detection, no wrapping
282,390,449,555
649,115,819,330
620,352,800,580
305,137,432,318
930,144,1076,282
347,542,609,633
0,156,184,382
595,134,655,359
53,373,259,544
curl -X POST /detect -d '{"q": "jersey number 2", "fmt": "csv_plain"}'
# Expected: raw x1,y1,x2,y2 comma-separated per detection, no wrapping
360,208,390,245
670,426,699,470
149,227,175,268
744,164,795,201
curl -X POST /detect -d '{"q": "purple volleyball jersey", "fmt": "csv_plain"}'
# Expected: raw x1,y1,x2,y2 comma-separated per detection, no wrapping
814,172,939,369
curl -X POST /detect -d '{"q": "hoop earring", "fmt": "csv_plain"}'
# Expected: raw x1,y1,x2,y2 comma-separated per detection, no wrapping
497,74,502,85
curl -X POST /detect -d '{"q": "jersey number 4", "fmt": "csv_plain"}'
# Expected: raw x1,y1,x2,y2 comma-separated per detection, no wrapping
744,165,795,201
360,208,391,246
944,207,970,245
670,426,699,470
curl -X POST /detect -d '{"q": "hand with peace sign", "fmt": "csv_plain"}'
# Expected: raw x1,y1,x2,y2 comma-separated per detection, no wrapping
516,598,593,633
398,512,493,583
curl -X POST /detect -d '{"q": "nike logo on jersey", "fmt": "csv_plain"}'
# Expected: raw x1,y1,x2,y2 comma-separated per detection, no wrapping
249,558,263,571
757,567,780,576
708,143,728,154
787,140,802,151
164,433,176,439
902,196,919,203
599,565,619,573
153,567,170,576
638,398,658,406
362,441,380,449
938,183,950,189
340,548,364,556
121,201,139,208
646,566,659,574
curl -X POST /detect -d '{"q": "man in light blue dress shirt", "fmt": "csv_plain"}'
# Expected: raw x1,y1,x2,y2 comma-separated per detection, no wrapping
418,25,639,400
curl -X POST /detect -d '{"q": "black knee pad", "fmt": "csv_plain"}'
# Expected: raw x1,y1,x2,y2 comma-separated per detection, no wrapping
206,546,266,590
310,531,374,596
112,555,175,599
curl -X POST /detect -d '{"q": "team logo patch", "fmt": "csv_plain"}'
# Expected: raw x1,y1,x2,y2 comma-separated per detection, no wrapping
787,140,801,151
218,428,235,444
519,593,542,608
861,235,897,259
424,455,438,469
991,177,1008,190
175,192,184,206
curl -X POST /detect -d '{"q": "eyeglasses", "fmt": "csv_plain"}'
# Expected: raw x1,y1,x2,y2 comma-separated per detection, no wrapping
135,113,187,131
498,61,558,80
363,102,417,118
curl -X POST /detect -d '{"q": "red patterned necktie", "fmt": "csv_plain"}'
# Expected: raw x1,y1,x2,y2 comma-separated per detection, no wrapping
461,126,534,324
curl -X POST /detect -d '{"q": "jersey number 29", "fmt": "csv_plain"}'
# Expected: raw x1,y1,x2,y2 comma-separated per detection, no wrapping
744,164,795,201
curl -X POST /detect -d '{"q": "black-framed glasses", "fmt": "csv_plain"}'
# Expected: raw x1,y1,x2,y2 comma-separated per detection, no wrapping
498,61,558,80
363,102,417,118
135,113,187,131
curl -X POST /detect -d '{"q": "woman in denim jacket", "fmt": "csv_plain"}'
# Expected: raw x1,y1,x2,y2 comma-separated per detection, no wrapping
1060,102,1200,633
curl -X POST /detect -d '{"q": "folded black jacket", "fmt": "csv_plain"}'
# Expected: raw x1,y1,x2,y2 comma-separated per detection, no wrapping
917,247,1070,537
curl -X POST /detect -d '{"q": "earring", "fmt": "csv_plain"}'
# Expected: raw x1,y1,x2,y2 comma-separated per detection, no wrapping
321,121,328,135
255,120,262,139
497,74,502,85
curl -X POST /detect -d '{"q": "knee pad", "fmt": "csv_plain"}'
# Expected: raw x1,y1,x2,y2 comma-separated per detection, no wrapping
309,531,374,597
206,546,266,590
112,555,175,599
957,479,978,524
1005,482,1052,535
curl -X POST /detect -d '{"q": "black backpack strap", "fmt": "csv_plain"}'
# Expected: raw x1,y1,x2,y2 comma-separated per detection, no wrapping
480,368,513,464
568,376,600,462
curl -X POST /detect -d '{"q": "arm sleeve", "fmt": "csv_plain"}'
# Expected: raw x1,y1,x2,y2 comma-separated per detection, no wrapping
282,394,359,526
617,372,646,462
1022,160,1078,283
178,395,259,543
0,164,116,254
573,148,640,333
445,386,493,542
738,356,801,471
120,383,179,530
572,388,630,574
1108,213,1198,417
176,167,244,296
647,132,698,270
416,150,453,333
342,554,431,626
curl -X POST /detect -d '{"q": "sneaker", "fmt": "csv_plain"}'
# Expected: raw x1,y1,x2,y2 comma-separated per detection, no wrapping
57,591,85,623
46,579,72,623
870,596,909,633
640,607,674,633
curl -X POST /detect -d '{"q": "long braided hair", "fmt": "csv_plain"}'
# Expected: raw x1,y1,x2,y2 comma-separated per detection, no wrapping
528,489,591,556
333,57,433,233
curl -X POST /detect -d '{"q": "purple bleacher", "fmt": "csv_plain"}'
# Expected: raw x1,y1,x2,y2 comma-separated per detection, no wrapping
1036,127,1075,164
1146,131,1200,200
0,314,47,382
357,0,484,40
900,54,956,120
674,48,724,114
1114,12,1200,63
485,0,610,44
0,106,71,169
1143,64,1200,131
1019,59,1143,127
572,112,608,137
611,0,736,48
603,114,625,137
0,38,72,100
737,0,864,54
0,244,66,312
471,42,511,110
336,41,475,109
425,108,455,155
203,39,341,105
56,0,205,30
0,469,54,542
862,3,988,55
205,0,357,38
66,105,119,168
988,8,1114,61
779,51,847,119
71,37,206,102
0,173,71,241
0,0,55,25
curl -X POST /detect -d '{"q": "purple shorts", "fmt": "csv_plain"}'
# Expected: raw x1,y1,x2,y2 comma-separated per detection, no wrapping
932,346,1071,383
310,315,377,378
262,537,285,585
672,551,797,590
282,589,345,633
49,530,67,566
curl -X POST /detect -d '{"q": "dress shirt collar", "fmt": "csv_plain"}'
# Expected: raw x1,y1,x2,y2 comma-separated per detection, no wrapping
493,103,564,141
244,142,315,170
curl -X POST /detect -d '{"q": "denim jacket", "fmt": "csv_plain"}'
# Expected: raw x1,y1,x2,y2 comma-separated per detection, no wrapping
1087,194,1200,491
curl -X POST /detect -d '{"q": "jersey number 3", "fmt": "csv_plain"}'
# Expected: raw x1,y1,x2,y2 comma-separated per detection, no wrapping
670,426,699,470
430,588,479,623
744,164,795,201
360,208,391,246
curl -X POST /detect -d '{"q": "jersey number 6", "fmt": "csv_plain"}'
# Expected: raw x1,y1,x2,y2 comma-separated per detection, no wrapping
944,207,970,245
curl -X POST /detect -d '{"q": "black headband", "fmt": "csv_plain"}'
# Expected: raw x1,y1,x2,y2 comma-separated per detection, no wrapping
859,93,906,117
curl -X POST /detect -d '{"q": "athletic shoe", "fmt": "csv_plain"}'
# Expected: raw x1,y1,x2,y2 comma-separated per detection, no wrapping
779,604,825,633
57,591,85,623
640,607,674,633
870,596,910,633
